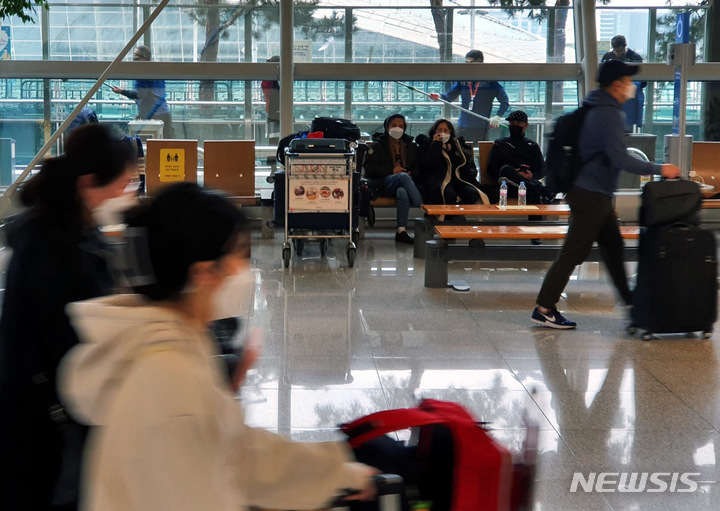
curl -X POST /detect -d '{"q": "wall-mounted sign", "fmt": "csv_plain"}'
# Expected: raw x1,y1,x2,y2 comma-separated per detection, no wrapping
159,148,185,182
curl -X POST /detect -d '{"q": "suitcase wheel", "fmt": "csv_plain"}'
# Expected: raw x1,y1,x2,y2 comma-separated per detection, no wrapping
641,331,653,341
703,329,713,339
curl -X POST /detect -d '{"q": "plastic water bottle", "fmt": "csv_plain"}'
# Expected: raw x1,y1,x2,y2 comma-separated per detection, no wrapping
499,179,508,209
518,181,527,208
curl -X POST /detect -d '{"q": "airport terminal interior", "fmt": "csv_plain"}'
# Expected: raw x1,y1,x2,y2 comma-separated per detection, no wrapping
3,0,720,509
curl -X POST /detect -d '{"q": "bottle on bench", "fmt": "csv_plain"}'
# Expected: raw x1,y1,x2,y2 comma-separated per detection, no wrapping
499,179,508,210
518,181,527,209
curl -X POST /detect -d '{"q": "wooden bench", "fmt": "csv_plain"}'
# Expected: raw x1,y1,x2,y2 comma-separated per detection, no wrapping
692,142,720,198
414,204,571,258
421,204,570,217
424,225,640,288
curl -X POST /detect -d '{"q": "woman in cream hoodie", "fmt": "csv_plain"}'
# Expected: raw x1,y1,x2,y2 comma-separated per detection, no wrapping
59,183,375,511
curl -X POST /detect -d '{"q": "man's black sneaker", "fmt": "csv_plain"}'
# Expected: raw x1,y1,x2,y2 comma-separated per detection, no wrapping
531,307,577,329
395,231,414,244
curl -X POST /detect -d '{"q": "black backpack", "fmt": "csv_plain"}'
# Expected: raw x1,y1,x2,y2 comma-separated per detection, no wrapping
310,117,361,141
544,106,593,195
276,130,308,165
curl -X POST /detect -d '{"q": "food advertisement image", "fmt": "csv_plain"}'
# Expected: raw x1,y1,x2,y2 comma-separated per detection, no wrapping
289,178,349,211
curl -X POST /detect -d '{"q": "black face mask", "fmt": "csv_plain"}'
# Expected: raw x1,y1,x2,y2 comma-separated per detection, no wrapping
508,125,524,139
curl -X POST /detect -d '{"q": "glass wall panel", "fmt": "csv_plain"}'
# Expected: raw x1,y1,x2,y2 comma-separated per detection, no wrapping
596,6,708,64
291,6,576,64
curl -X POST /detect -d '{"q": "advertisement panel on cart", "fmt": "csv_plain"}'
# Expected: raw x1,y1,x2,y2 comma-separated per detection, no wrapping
289,178,349,212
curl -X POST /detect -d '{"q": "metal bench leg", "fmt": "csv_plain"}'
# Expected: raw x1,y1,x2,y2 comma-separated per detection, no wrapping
424,239,449,288
413,216,435,259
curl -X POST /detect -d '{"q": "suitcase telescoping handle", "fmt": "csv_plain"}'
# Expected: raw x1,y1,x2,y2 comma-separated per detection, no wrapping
329,474,403,511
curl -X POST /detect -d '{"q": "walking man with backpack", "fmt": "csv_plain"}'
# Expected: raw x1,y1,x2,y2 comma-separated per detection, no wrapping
531,59,680,329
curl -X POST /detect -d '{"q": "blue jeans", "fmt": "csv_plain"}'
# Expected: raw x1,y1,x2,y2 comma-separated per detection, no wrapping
382,172,423,229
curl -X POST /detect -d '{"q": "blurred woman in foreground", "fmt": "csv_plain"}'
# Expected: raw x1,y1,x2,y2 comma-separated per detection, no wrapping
59,183,376,511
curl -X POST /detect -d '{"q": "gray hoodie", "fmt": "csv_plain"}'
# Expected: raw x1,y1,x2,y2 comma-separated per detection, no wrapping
574,89,661,197
59,294,368,511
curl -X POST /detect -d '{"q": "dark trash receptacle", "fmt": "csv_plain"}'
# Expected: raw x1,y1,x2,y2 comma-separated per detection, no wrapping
424,239,448,288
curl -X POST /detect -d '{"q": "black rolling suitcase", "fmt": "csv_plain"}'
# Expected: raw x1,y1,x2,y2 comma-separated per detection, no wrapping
630,180,717,340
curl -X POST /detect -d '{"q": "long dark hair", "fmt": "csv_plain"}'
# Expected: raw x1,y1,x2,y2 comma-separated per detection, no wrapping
124,183,251,302
428,119,456,140
20,124,134,226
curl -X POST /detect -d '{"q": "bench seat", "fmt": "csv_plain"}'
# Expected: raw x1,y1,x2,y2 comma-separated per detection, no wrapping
370,197,398,207
434,225,640,240
424,225,640,288
422,204,570,217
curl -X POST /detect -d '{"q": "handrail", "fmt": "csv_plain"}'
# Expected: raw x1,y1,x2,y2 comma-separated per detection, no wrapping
0,0,171,219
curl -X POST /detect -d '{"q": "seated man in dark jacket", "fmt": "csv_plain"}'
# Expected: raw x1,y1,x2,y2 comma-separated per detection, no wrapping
364,114,423,244
486,110,553,204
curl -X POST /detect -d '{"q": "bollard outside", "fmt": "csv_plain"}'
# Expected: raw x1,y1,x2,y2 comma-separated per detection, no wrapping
413,216,435,259
424,239,448,288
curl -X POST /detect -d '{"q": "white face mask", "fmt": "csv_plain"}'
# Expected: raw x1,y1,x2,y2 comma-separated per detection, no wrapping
623,82,637,102
438,132,451,144
388,127,404,140
211,269,255,321
91,192,139,226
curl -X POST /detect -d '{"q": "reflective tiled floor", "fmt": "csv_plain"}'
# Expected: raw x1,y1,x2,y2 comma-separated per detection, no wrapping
242,230,720,511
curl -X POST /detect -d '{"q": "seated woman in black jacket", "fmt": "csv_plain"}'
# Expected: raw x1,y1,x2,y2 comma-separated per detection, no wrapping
364,113,423,244
415,119,490,206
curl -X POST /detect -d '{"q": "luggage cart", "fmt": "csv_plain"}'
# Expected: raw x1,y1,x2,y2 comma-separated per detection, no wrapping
283,138,358,268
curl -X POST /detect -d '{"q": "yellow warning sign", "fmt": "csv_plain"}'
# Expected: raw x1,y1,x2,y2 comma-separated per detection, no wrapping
159,149,185,182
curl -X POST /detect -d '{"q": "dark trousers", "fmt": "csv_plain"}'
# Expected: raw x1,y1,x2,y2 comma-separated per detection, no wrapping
154,112,175,139
443,182,482,205
536,186,633,309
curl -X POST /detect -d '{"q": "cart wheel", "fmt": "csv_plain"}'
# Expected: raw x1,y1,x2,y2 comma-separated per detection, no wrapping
703,329,713,339
320,239,328,256
641,332,653,342
367,205,376,228
352,229,360,245
295,239,304,256
627,325,637,335
282,247,291,268
347,247,356,267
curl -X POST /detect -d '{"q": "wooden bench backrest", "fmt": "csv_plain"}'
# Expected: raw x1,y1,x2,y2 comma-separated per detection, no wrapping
692,142,720,192
477,141,495,186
